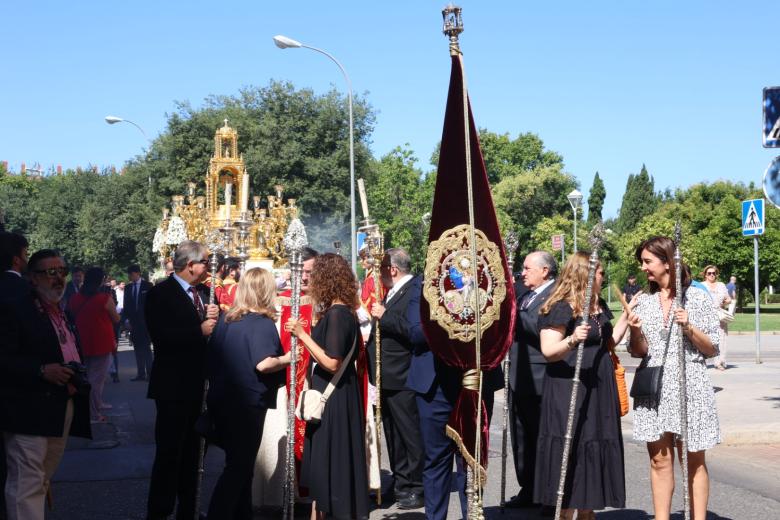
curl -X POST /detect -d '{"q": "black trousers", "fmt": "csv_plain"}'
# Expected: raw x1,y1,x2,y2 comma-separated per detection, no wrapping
207,403,267,520
148,398,202,520
382,388,424,495
509,390,542,498
133,338,153,379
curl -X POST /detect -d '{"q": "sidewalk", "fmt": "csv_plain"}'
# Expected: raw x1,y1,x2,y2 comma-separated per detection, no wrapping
618,334,780,445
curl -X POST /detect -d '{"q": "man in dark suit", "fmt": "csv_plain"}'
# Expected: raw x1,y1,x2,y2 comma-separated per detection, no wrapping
0,249,91,520
144,240,218,520
123,264,153,381
506,251,557,509
405,271,503,520
0,231,31,520
367,248,424,509
61,266,83,310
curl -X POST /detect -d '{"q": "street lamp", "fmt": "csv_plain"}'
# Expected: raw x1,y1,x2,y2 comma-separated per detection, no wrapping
567,189,583,253
273,34,357,273
105,115,150,187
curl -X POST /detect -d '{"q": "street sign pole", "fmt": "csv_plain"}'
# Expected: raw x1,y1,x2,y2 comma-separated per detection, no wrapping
754,236,761,364
561,235,565,265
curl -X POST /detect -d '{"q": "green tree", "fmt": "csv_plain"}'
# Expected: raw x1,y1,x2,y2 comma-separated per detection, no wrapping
587,171,606,225
492,165,578,256
430,130,564,185
615,164,658,234
364,146,433,271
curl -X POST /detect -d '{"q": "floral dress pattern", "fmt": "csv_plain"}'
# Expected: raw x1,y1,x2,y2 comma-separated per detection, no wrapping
632,287,721,451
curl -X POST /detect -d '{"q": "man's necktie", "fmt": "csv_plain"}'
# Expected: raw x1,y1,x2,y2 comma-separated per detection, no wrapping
133,282,139,308
520,291,536,311
190,287,205,321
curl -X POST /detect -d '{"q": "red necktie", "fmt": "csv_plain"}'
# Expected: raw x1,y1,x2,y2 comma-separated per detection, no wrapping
189,287,205,321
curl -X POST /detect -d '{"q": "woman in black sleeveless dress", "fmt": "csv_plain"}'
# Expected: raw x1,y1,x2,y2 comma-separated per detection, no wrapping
285,253,369,520
533,252,631,520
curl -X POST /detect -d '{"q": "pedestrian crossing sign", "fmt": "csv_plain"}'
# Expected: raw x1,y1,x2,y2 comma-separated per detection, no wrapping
763,87,780,148
742,198,765,236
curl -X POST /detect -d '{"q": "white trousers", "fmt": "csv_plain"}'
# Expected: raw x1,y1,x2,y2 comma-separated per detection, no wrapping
3,399,74,520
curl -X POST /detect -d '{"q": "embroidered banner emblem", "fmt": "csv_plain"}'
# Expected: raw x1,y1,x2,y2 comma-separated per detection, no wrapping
423,224,506,343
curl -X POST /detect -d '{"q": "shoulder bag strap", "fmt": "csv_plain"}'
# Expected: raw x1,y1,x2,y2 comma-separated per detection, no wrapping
320,332,358,402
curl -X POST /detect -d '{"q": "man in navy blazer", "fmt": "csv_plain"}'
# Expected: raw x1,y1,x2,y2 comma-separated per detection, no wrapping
144,241,218,520
123,264,154,381
405,273,503,520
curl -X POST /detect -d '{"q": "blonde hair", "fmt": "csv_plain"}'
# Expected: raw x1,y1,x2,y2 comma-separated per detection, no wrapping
225,268,277,323
539,251,600,317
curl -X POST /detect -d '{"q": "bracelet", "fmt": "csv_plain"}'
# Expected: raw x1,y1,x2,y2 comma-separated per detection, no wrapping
567,335,576,350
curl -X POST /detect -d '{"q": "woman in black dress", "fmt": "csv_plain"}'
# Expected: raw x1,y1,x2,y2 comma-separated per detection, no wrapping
533,252,631,520
206,268,291,520
285,253,369,520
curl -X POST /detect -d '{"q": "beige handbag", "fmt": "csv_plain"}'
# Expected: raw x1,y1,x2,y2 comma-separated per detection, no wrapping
295,336,356,424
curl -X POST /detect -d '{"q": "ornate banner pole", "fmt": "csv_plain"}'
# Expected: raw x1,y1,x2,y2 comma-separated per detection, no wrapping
282,218,308,520
357,177,384,505
674,222,691,520
194,231,226,520
500,231,518,513
554,224,605,519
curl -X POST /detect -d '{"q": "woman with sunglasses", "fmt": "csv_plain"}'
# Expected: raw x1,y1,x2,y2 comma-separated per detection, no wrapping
700,265,732,371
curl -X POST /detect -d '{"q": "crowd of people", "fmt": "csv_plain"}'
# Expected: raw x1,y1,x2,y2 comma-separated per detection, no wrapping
0,228,733,520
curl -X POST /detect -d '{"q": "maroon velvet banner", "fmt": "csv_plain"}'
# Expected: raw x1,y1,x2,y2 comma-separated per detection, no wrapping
420,53,516,478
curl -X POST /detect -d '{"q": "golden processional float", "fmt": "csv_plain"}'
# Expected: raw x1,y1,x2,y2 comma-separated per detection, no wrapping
152,119,296,272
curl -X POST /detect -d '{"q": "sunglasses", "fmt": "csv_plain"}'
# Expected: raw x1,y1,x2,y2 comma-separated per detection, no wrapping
706,271,716,276
33,267,69,277
192,259,209,266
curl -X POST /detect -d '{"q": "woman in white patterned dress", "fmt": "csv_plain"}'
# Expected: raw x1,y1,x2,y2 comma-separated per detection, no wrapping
627,236,720,520
700,265,731,370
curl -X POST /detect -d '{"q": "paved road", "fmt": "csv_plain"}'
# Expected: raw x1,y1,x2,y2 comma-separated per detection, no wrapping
46,335,779,519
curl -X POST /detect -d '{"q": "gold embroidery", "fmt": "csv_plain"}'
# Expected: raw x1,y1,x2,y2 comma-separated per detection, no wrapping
423,224,506,342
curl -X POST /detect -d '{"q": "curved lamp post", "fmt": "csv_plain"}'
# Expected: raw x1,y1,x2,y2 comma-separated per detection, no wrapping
273,34,357,273
567,189,583,253
105,115,150,188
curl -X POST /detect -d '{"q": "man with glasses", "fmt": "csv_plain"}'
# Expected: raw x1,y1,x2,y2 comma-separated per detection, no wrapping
0,249,91,520
123,264,153,381
367,248,424,509
144,240,218,520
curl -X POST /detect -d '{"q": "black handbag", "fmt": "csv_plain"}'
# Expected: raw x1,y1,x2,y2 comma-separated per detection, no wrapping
630,323,673,400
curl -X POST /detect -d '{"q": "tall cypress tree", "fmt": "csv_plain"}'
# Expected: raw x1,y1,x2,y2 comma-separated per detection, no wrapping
587,171,606,225
616,164,657,234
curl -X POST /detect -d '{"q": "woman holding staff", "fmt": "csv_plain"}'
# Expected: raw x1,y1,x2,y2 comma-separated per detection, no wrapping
533,252,630,520
285,253,368,520
628,236,720,520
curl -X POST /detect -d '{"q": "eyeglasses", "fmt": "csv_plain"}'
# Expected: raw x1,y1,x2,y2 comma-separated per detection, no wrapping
33,267,69,277
193,259,209,266
706,271,716,276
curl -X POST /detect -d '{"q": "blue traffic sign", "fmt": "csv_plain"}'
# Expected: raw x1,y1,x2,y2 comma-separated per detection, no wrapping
764,87,780,148
742,199,765,236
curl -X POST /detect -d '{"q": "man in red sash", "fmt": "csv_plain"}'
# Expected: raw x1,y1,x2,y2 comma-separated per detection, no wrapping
276,247,318,496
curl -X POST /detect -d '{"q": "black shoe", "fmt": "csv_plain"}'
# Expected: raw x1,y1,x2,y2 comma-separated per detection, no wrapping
540,505,556,517
393,489,411,501
505,493,539,508
397,493,424,510
131,376,147,381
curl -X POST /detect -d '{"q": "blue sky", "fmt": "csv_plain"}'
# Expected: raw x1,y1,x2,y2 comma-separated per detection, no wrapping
1,1,776,218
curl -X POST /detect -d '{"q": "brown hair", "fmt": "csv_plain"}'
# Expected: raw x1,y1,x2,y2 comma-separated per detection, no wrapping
634,236,690,298
701,264,719,279
308,253,360,319
540,252,600,317
225,268,277,323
